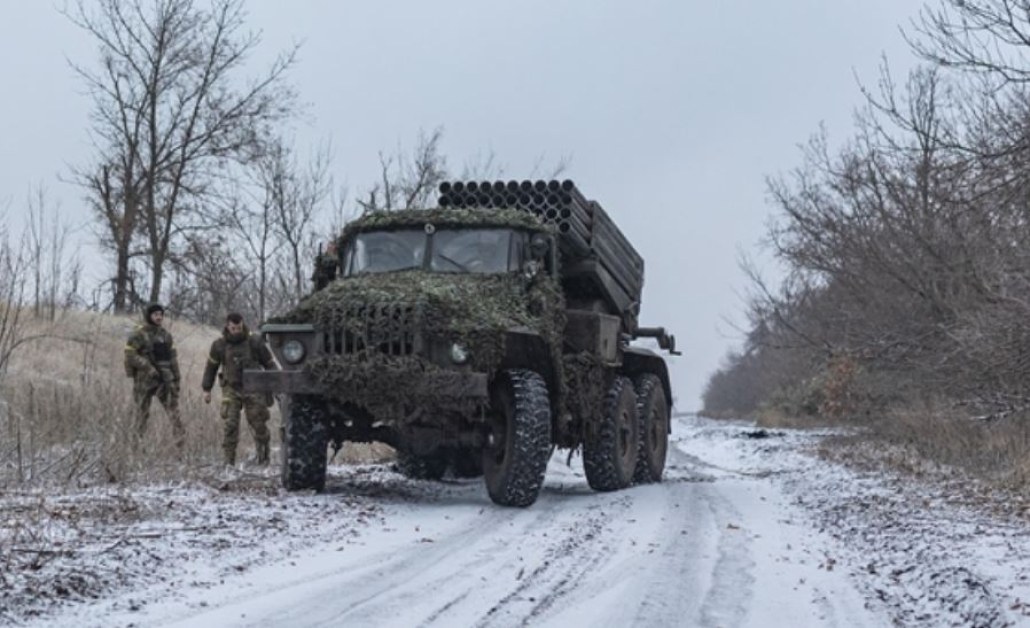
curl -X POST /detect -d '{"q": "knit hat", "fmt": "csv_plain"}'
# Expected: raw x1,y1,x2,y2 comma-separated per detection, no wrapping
145,303,165,321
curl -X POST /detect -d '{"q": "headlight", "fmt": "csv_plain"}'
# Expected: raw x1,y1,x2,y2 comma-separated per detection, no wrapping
449,343,469,364
281,339,306,364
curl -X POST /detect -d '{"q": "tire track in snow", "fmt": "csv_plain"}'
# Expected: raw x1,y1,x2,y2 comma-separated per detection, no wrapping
254,500,561,627
156,417,887,628
259,464,629,627
474,494,634,627
527,444,757,628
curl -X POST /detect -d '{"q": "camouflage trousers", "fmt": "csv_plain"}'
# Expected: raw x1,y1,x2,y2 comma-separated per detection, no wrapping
134,379,185,450
220,388,271,466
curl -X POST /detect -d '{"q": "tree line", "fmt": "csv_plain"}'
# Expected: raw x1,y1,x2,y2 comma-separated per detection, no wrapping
0,0,545,333
703,0,1030,423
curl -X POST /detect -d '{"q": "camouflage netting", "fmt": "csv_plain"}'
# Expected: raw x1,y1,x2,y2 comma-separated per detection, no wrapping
339,207,548,240
562,352,612,431
270,206,596,424
305,354,481,419
275,270,566,413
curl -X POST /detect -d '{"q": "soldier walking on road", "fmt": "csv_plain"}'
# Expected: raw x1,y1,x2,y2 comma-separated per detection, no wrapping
202,313,277,466
124,303,186,451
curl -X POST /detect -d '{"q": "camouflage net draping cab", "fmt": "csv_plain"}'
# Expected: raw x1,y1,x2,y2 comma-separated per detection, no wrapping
339,207,548,237
272,207,567,414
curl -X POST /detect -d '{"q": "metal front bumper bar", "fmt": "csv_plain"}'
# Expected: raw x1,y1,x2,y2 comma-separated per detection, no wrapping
242,368,489,398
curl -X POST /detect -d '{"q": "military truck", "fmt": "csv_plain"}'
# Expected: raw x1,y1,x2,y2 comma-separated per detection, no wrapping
244,180,678,507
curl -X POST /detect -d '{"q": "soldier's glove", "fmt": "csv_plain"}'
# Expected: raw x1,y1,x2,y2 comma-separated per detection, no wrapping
158,367,176,385
144,364,161,383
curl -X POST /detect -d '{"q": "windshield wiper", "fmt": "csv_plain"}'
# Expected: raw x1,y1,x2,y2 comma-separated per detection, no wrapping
435,253,469,272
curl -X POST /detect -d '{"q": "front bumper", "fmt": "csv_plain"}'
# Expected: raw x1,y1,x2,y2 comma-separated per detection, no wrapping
242,368,489,398
243,369,321,394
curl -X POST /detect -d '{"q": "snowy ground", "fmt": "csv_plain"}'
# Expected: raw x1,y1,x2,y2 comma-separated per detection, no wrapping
2,415,1029,627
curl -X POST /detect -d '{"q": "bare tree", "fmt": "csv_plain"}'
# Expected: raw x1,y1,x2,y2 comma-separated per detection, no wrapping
709,64,981,418
67,0,298,312
357,127,447,212
911,1,1030,86
325,183,355,241
179,136,334,322
711,50,1030,420
167,232,249,324
356,127,571,215
220,190,278,322
25,186,82,321
0,217,29,382
703,1,1030,444
264,139,333,306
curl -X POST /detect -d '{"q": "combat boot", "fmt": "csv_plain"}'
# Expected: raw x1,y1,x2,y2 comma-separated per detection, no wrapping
256,440,270,466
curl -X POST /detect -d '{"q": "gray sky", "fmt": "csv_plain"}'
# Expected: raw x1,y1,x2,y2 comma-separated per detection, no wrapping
0,1,922,408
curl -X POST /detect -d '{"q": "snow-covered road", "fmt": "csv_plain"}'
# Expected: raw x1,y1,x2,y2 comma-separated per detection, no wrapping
10,416,1030,627
147,443,876,628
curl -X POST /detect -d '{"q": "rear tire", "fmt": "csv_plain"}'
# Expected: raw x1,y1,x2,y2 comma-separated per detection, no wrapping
396,450,449,480
584,375,639,491
483,369,552,507
281,395,329,492
632,374,669,484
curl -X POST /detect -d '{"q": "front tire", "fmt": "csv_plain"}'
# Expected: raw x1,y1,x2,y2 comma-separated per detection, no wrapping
281,395,329,491
632,374,669,484
483,369,552,507
584,375,639,491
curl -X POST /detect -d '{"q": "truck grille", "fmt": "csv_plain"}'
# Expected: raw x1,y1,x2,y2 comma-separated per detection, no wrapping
322,303,421,357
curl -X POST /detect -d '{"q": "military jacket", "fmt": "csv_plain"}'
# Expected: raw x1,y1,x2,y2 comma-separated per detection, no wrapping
202,329,275,392
124,323,180,382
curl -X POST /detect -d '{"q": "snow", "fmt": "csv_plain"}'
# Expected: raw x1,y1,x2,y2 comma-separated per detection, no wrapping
3,416,1029,627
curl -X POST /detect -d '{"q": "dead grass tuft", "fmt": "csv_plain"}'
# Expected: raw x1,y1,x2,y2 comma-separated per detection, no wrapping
754,407,844,430
0,308,257,487
815,401,1030,494
334,442,396,465
0,307,394,489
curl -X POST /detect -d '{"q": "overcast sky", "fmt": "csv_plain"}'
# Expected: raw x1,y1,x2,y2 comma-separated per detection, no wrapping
0,1,922,408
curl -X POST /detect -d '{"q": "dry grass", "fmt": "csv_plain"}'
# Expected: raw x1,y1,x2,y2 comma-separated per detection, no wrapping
753,407,841,429
867,404,1030,490
0,309,267,487
743,398,1029,493
808,401,1030,497
0,307,396,488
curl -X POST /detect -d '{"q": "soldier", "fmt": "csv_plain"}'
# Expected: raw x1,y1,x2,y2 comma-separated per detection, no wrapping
124,303,185,450
201,312,277,466
312,240,339,291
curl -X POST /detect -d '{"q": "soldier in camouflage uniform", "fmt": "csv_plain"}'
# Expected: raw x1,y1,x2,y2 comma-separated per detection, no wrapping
202,313,277,466
124,303,185,450
311,240,339,291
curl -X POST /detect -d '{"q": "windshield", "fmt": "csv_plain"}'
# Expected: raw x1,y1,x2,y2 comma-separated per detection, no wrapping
343,228,523,276
431,229,514,273
345,230,425,274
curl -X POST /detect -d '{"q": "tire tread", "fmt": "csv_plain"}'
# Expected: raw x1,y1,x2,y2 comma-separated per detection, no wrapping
584,375,638,491
485,369,552,507
281,396,328,492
